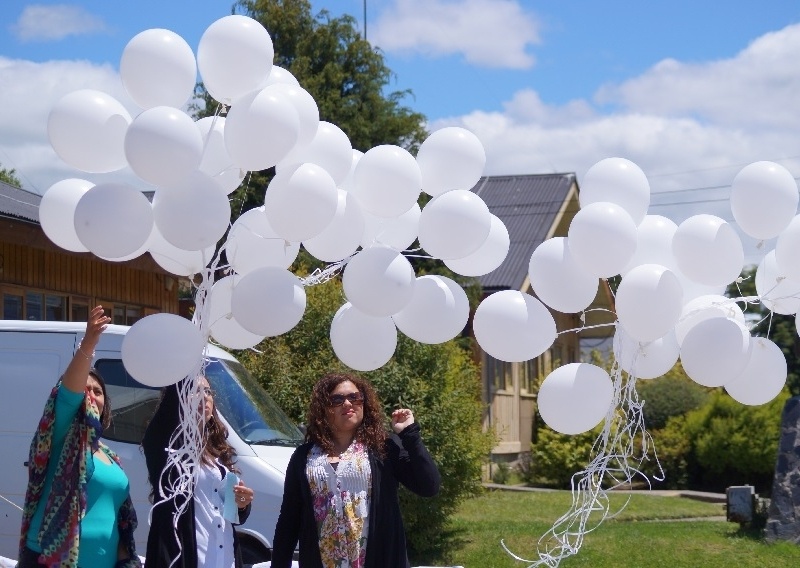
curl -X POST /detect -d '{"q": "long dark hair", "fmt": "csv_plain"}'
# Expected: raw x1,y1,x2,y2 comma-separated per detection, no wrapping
88,367,112,430
306,373,388,458
203,403,239,474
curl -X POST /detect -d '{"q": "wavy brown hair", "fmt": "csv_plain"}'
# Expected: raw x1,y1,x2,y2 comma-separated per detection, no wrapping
202,394,239,475
306,373,388,458
89,367,112,430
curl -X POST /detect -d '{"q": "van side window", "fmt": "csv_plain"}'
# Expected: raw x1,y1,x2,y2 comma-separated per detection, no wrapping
95,359,161,444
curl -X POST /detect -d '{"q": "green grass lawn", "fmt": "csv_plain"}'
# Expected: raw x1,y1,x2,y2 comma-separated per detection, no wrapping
428,489,800,568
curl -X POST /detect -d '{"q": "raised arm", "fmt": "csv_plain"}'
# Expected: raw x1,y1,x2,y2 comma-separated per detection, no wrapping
388,410,441,497
62,305,109,394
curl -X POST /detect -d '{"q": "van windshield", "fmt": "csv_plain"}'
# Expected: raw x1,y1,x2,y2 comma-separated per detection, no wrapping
99,356,303,447
204,359,304,447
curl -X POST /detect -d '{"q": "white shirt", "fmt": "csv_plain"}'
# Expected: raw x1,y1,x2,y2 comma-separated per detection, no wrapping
194,461,236,568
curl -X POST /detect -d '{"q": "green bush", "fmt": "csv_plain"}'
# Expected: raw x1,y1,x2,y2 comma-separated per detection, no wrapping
234,276,493,560
529,427,598,488
635,363,711,430
491,462,511,484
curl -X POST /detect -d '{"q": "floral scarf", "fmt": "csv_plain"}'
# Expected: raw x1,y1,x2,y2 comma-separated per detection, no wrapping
18,381,141,568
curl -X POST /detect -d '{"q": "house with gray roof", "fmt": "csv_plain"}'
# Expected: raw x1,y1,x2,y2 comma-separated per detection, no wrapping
471,173,614,465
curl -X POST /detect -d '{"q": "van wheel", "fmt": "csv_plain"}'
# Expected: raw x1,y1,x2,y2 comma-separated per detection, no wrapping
240,535,271,567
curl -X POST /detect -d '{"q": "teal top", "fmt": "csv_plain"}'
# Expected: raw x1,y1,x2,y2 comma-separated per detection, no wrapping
26,384,131,568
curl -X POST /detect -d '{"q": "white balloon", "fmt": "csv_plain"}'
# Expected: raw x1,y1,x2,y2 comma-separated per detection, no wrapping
196,116,233,177
445,214,510,277
731,161,799,240
74,182,154,259
418,190,492,260
342,246,416,317
538,363,614,435
674,294,746,346
124,106,203,187
775,215,800,281
303,190,365,262
755,250,800,316
724,337,787,405
120,28,197,109
122,313,205,387
40,178,94,252
615,264,683,343
527,236,598,313
277,121,353,185
613,326,680,380
580,157,650,225
231,267,306,337
567,201,638,278
330,303,397,371
263,163,339,242
392,275,470,344
416,127,486,197
152,171,231,251
261,65,299,88
473,290,557,362
206,275,264,350
149,229,215,276
672,214,744,287
197,15,274,104
224,86,300,171
266,84,320,149
98,224,155,262
340,150,364,192
47,89,131,173
226,206,300,274
680,317,751,387
621,215,678,276
351,145,422,218
360,204,420,252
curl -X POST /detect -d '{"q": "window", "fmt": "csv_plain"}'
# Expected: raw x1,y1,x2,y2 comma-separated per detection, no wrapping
520,358,539,395
103,302,145,325
486,355,512,391
95,359,162,444
3,292,22,319
1,287,77,321
71,298,89,322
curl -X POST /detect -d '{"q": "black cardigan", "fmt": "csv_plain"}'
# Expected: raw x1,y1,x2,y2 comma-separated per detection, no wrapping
270,423,441,568
141,382,251,568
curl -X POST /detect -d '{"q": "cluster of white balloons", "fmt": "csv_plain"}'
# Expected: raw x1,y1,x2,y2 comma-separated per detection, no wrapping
496,157,798,436
39,15,512,386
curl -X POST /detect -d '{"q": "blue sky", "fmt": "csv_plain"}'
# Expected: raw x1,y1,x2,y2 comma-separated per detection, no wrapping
2,0,800,265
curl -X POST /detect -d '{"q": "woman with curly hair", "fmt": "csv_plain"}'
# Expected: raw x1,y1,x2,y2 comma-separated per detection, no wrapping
141,376,255,568
271,372,441,568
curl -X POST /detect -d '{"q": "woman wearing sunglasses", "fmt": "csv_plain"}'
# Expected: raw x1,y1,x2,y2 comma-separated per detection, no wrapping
271,372,440,568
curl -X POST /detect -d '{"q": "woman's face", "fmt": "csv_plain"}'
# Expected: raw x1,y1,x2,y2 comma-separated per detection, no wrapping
86,376,105,417
326,380,364,436
198,377,214,423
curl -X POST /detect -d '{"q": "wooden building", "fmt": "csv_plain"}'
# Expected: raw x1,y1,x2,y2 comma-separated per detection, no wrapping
472,173,614,463
0,181,179,323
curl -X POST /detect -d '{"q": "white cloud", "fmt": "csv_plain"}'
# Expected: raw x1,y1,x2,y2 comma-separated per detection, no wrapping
11,4,109,42
0,56,135,193
372,0,539,69
430,24,800,265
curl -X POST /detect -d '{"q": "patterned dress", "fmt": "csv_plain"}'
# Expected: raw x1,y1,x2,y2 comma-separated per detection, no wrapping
305,441,372,568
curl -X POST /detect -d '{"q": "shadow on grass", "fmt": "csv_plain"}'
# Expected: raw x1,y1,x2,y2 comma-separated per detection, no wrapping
408,524,470,567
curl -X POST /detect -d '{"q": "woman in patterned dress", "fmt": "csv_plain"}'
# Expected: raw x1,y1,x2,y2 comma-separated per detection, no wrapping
271,372,441,568
17,306,140,568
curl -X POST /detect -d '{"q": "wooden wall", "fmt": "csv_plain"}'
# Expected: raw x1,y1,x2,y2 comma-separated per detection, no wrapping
0,218,178,317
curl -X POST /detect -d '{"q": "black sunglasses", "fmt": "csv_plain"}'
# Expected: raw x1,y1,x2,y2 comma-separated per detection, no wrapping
328,392,364,407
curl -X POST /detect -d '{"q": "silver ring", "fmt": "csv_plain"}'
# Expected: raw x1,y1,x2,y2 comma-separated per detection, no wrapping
239,496,245,503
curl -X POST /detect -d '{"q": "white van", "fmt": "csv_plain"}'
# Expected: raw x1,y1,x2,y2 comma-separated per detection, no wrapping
0,320,303,565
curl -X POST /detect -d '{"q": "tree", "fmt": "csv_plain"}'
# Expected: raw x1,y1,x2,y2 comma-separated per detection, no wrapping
193,0,428,219
0,163,21,187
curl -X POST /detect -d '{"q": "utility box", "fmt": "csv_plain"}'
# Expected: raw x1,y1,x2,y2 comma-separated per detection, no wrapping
726,485,755,523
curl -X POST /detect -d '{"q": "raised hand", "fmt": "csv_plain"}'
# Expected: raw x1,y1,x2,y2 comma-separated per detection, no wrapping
391,408,415,434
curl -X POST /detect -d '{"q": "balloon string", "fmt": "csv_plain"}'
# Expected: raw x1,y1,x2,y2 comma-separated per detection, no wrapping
502,363,660,567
